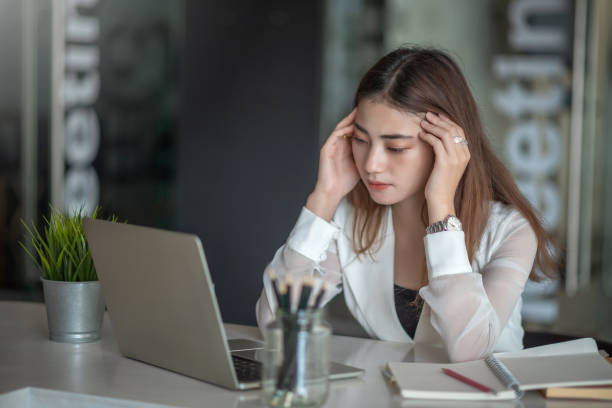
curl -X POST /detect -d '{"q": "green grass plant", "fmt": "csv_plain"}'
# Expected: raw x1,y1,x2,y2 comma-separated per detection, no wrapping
19,206,117,282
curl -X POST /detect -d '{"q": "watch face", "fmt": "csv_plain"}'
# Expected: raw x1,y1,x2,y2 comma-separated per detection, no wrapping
446,216,462,230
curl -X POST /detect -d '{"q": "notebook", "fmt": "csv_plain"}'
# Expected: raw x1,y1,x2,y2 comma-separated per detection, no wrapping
386,338,612,400
542,384,612,400
541,357,612,401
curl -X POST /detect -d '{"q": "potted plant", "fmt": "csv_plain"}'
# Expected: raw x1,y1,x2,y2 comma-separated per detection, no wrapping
19,206,117,343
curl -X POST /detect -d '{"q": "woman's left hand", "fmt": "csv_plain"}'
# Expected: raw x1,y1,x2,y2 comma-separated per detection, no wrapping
418,111,471,223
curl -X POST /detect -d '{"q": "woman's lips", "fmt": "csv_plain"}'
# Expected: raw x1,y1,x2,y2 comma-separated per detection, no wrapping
368,181,390,191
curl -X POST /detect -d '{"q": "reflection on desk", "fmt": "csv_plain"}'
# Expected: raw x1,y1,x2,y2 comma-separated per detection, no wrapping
1,301,609,408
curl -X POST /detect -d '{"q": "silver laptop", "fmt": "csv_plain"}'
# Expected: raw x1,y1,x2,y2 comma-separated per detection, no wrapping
83,219,363,390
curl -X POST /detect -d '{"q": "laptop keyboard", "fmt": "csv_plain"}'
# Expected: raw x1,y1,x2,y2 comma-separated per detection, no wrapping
232,354,262,382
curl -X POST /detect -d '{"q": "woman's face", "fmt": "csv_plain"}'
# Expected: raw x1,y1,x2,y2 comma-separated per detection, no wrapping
352,98,434,206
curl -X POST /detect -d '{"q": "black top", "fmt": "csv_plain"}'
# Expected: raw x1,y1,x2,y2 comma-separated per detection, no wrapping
393,284,422,339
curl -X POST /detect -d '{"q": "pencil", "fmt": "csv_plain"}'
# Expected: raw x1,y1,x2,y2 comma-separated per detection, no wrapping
278,281,289,312
297,276,314,311
284,274,294,312
442,368,496,394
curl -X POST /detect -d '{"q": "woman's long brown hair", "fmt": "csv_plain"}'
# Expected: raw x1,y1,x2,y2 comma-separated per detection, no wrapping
347,46,558,282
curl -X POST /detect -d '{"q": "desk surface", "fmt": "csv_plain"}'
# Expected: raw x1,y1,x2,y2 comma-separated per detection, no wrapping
0,301,608,408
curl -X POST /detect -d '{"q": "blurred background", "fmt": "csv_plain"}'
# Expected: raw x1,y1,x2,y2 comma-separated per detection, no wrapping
1,0,611,343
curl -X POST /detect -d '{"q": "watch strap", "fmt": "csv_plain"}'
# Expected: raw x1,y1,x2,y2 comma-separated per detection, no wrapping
425,215,462,235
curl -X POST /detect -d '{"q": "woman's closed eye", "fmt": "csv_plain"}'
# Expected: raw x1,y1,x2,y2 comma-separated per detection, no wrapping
352,137,410,153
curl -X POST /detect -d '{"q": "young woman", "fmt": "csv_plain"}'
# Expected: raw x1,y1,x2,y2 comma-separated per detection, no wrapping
255,46,557,362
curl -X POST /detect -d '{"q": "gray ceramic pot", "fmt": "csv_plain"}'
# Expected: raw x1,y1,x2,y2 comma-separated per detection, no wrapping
41,278,105,343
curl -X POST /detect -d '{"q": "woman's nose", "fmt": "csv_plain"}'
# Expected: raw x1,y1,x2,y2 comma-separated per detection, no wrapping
364,146,386,174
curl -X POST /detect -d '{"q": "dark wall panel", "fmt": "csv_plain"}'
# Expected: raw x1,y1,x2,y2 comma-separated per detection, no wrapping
178,1,323,325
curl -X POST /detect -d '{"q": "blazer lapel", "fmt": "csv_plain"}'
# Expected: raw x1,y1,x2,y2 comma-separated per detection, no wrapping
338,206,412,342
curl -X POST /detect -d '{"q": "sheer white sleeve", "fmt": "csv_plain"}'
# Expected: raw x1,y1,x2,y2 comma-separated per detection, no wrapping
419,220,538,362
255,206,343,331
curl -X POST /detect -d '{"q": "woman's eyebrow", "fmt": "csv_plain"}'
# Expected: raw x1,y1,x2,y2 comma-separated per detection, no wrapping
354,122,415,139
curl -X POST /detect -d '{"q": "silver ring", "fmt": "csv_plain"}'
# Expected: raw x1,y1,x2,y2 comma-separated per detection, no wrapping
453,136,468,145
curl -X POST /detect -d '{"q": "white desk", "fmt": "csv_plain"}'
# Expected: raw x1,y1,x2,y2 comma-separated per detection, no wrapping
0,301,607,408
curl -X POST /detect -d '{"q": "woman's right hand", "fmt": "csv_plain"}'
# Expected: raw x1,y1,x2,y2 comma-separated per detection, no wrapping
307,108,360,221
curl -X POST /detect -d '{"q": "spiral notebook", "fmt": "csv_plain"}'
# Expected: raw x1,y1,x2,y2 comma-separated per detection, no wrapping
386,338,612,400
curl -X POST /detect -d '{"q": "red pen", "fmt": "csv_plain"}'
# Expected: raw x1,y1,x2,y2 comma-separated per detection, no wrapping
442,368,496,394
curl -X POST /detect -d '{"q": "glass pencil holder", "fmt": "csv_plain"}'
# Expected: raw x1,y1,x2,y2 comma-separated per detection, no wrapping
261,309,331,408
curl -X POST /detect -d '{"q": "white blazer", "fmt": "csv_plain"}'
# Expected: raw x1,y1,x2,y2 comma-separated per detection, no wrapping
256,198,538,362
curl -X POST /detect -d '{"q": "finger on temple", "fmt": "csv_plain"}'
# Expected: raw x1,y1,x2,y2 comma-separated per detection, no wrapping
426,113,453,131
421,119,450,139
438,112,460,129
419,131,447,156
330,124,354,141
